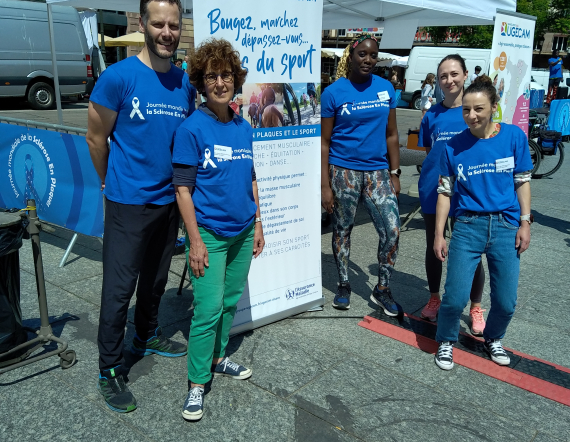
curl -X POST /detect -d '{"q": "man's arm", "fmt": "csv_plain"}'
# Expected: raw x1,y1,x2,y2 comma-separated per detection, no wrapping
86,101,118,188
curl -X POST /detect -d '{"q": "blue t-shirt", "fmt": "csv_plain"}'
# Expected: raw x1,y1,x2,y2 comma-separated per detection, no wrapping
182,61,187,70
439,124,533,226
172,108,257,237
549,57,563,78
90,56,195,205
321,75,397,171
418,104,467,213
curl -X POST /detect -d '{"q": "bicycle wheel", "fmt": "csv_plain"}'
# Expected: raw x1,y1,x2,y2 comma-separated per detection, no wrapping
283,84,302,125
528,139,541,176
533,142,565,179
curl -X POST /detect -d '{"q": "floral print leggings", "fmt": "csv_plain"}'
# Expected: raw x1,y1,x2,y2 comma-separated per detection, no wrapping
330,165,400,287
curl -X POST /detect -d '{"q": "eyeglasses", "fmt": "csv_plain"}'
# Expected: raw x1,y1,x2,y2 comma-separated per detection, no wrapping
203,72,234,85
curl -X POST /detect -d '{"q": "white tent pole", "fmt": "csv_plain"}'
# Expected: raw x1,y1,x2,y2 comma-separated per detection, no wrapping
47,4,64,125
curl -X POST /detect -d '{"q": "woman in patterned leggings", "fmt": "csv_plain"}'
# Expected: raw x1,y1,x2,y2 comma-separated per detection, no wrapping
321,33,401,314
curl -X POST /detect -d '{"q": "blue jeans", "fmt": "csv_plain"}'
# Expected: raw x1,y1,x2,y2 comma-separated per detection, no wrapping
436,213,520,343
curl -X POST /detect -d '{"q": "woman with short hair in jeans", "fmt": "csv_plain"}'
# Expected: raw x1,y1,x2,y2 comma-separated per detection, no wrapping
418,54,486,336
173,38,265,420
321,33,401,314
433,75,532,370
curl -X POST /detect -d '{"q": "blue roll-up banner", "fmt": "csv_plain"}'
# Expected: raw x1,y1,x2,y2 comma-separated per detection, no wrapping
0,124,104,238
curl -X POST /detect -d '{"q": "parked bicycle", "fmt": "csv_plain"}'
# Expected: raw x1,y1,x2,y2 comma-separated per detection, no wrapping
528,109,565,179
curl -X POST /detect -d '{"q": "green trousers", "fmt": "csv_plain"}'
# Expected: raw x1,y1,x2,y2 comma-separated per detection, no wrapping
186,223,254,384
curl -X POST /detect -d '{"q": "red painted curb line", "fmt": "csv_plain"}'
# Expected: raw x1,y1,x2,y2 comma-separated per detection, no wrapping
359,315,570,407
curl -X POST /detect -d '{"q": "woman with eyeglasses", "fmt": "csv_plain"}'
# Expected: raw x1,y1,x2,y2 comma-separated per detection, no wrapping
172,38,265,421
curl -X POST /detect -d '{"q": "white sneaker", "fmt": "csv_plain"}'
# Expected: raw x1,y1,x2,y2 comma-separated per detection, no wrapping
484,339,510,366
435,341,454,370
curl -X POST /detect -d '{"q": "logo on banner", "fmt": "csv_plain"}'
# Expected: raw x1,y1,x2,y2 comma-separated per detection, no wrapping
6,133,56,212
285,283,315,301
500,22,531,39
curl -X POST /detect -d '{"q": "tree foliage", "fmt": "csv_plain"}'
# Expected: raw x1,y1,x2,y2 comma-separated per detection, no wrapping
422,0,568,50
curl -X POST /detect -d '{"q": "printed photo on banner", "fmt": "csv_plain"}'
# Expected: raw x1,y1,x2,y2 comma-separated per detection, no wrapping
242,83,284,128
283,83,321,126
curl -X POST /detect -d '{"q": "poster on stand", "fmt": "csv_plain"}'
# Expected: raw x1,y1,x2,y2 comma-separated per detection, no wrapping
193,0,324,334
489,10,536,135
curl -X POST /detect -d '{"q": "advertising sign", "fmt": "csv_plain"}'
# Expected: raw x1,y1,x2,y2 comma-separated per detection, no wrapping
0,124,104,237
194,0,324,333
489,11,536,134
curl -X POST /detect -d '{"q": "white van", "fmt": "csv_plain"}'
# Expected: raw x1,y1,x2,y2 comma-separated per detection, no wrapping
0,0,93,110
402,47,491,110
530,68,570,92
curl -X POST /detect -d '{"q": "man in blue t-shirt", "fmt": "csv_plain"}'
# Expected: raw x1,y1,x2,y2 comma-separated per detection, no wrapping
547,50,566,105
86,0,195,414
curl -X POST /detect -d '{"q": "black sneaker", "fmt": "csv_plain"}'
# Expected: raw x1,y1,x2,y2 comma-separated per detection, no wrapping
434,342,454,370
131,326,187,357
484,339,510,366
370,286,402,316
98,367,137,413
332,282,351,310
182,386,205,421
212,357,252,380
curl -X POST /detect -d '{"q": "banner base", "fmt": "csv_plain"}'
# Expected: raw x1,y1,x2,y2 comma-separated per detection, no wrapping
230,297,325,337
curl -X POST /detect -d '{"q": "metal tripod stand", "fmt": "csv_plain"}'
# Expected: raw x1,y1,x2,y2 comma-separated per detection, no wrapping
0,199,76,374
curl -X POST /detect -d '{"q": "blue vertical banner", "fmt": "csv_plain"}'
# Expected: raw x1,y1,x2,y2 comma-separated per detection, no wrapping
194,0,324,333
0,124,104,238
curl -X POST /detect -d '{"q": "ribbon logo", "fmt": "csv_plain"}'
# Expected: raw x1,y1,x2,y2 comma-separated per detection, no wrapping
457,164,467,181
130,97,145,120
341,103,351,115
24,154,45,211
203,149,217,169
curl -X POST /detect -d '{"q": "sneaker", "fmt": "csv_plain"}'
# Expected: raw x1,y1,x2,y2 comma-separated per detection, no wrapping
182,386,204,421
469,307,487,336
421,297,441,322
131,326,187,357
484,339,510,366
98,367,137,413
434,342,454,370
212,357,252,380
370,286,402,317
332,282,351,310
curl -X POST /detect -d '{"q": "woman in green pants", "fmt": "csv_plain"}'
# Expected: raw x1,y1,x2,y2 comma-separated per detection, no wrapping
172,38,265,421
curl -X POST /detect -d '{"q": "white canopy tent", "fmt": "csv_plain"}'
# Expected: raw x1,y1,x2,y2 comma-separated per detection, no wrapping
45,0,516,122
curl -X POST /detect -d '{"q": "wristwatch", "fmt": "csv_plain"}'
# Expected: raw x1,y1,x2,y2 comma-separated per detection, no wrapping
520,214,533,225
254,217,262,223
390,169,402,177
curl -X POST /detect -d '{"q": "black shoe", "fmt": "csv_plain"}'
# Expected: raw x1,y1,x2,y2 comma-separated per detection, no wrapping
332,282,351,310
131,326,187,357
370,286,402,316
98,367,137,413
484,339,511,366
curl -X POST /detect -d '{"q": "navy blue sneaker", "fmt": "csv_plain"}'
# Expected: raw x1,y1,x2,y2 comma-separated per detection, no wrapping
182,386,204,421
131,326,187,357
98,367,137,413
370,286,402,317
212,357,252,380
332,282,351,310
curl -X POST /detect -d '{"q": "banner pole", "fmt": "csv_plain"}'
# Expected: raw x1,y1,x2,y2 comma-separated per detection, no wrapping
58,233,78,268
47,4,64,125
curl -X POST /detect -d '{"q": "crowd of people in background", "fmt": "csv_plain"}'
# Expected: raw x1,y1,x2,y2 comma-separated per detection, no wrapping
84,0,534,423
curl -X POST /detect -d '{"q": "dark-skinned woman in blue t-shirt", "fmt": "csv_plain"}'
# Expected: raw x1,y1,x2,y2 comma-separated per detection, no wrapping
321,34,401,314
433,75,533,371
172,38,265,421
